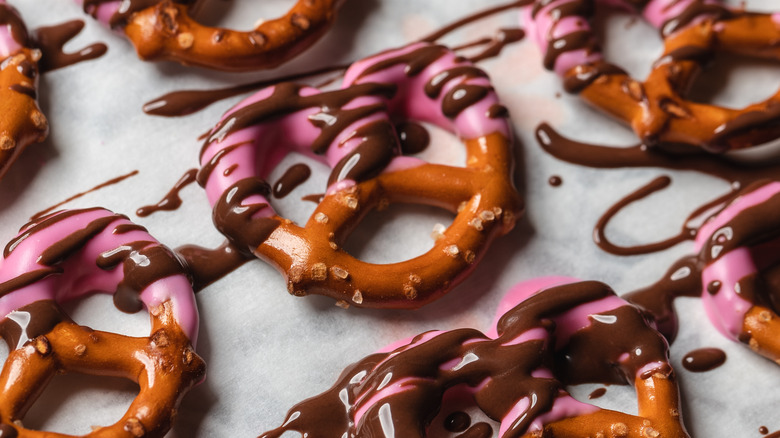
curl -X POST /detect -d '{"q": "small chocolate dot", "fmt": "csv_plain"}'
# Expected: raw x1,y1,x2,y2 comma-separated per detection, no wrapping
706,280,721,295
444,411,470,432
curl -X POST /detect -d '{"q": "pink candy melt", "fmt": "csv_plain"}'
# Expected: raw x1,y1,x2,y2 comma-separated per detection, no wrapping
0,27,20,59
694,182,780,340
74,0,119,27
202,42,510,217
0,209,199,343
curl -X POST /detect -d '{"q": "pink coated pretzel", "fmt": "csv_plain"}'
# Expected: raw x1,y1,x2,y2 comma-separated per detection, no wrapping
0,208,204,437
261,278,689,438
0,0,49,180
198,42,523,308
690,180,780,363
525,0,780,152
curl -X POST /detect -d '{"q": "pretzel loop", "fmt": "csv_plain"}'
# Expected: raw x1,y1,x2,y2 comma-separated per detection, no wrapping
0,208,205,437
0,1,48,180
80,0,342,71
526,0,780,152
200,42,522,308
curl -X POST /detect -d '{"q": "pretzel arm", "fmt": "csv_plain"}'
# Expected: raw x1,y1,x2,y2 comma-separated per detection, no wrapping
742,305,780,363
124,0,341,71
713,13,780,59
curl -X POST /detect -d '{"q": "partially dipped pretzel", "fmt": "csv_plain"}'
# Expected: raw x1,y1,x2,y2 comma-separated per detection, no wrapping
198,42,523,308
0,1,48,180
0,208,205,437
78,0,343,71
693,180,780,363
261,278,689,437
525,0,780,152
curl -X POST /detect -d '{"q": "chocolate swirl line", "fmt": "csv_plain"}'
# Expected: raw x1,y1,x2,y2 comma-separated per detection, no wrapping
0,3,30,47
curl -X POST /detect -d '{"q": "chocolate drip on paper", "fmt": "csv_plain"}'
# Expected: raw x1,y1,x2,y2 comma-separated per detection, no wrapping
137,169,198,217
444,411,471,432
31,170,139,221
143,64,349,117
34,20,107,73
536,123,780,255
588,387,607,399
261,282,670,437
681,348,726,372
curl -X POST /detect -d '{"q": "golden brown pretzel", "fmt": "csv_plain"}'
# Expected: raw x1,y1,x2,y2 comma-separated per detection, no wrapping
199,43,522,308
0,208,205,437
81,0,342,71
525,0,780,152
0,2,48,180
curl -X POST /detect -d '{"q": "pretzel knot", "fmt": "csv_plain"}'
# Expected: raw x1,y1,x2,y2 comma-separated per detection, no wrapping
0,1,49,180
78,0,343,71
687,180,780,363
0,208,205,437
525,0,780,152
261,278,689,437
198,42,523,308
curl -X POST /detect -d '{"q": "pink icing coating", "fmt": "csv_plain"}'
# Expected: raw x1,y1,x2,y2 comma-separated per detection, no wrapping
773,12,780,26
0,28,20,59
73,0,118,27
693,182,780,340
201,42,509,216
525,0,730,76
0,209,199,343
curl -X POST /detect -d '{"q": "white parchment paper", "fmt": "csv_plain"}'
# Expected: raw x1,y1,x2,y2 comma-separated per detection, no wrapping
1,0,779,436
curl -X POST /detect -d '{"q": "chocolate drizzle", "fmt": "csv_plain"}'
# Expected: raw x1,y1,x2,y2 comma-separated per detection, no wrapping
213,178,279,255
177,241,252,292
81,0,168,29
261,281,670,437
137,168,198,217
396,121,430,154
660,0,732,37
34,20,107,73
272,163,311,199
536,123,780,255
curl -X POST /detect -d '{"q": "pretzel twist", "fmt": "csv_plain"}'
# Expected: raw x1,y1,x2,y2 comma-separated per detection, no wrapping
261,278,689,438
525,0,780,152
690,180,780,363
0,208,205,437
78,0,342,71
198,42,523,308
0,1,48,180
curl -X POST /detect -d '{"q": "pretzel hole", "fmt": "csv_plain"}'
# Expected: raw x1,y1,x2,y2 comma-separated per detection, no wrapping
342,204,455,264
425,385,498,436
198,0,297,30
567,383,638,415
24,374,138,435
687,53,780,110
594,7,663,80
62,294,150,338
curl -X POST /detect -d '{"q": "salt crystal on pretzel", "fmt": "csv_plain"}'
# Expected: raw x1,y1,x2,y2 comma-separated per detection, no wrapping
76,0,343,71
197,42,523,308
524,0,780,152
0,208,205,436
261,278,689,438
0,0,48,180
